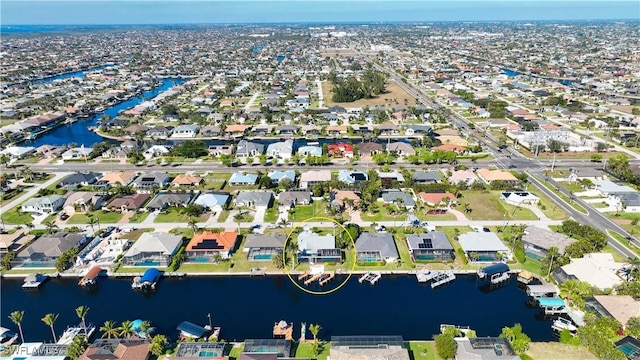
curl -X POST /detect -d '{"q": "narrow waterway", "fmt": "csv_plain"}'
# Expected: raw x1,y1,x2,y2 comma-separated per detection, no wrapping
0,275,555,343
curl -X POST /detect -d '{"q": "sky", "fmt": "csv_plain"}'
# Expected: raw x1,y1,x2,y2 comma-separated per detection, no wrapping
1,1,639,25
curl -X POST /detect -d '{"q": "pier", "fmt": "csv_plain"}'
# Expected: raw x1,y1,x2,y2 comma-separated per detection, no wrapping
78,267,103,287
318,271,335,286
273,320,293,340
22,273,49,289
415,269,435,283
431,271,456,289
298,271,311,281
250,268,266,276
304,272,324,285
358,272,382,285
517,271,535,285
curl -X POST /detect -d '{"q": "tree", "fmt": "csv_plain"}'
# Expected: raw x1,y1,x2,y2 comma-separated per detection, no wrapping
66,334,89,360
188,218,199,235
309,323,321,342
119,320,135,338
183,203,205,218
434,332,457,359
100,320,119,339
43,220,58,234
41,313,59,343
75,306,90,336
9,310,25,344
149,334,168,356
233,213,244,232
499,323,531,354
140,320,155,339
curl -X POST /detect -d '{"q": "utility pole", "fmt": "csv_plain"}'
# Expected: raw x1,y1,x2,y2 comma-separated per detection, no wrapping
551,153,556,171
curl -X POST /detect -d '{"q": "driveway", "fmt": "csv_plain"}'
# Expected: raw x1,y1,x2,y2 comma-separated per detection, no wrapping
254,206,267,223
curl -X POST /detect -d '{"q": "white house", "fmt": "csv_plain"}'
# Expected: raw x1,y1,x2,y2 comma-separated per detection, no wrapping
1,146,36,160
500,192,540,206
266,139,294,160
143,145,171,160
556,253,625,290
170,124,199,138
21,194,65,213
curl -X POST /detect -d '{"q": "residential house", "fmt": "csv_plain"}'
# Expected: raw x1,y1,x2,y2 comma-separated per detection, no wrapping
330,190,361,209
297,230,341,263
21,194,65,213
0,231,33,255
521,226,576,260
297,145,322,157
107,193,150,212
122,232,183,267
278,190,311,208
326,125,348,136
147,126,173,138
386,142,415,157
59,172,101,189
234,191,274,209
277,125,299,135
587,296,640,327
185,231,239,261
329,336,410,360
412,171,442,184
61,147,92,160
327,144,354,158
146,191,194,211
404,124,432,136
338,170,368,185
174,342,227,360
16,232,88,267
243,233,285,261
235,140,265,158
377,171,405,188
229,172,259,186
242,339,291,359
143,145,171,160
268,170,295,185
225,125,251,137
200,125,221,137
407,232,454,261
377,124,400,135
501,192,540,206
0,146,36,159
266,140,294,161
171,124,199,138
63,192,107,213
208,145,234,157
193,192,230,212
381,190,416,208
594,180,640,212
299,170,331,189
553,253,625,290
355,232,399,263
131,172,171,192
447,170,478,185
418,192,457,206
98,171,137,187
455,337,518,360
458,231,511,262
172,174,203,187
79,339,151,360
357,142,384,156
476,169,518,184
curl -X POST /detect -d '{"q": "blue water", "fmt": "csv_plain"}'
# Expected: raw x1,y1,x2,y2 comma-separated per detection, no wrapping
24,65,110,85
503,69,520,77
27,78,187,147
277,55,286,62
0,275,555,342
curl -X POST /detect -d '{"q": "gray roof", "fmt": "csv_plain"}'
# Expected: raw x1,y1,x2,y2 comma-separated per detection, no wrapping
146,192,193,209
522,226,576,253
381,190,415,207
412,171,441,182
18,232,86,259
132,172,170,188
22,194,65,208
234,191,274,207
407,231,453,251
619,192,640,207
297,230,335,253
458,232,509,252
278,191,311,206
455,337,518,360
236,140,265,156
356,232,398,259
59,172,101,186
244,234,285,249
124,232,182,257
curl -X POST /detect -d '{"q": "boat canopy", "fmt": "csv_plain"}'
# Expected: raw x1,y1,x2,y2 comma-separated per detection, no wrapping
177,321,208,338
538,298,566,307
140,268,160,283
526,285,559,295
479,263,510,276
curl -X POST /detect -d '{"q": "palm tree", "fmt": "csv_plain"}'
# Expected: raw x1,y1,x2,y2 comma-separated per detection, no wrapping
41,313,59,343
20,166,34,182
139,320,155,339
233,213,244,232
99,320,119,339
9,310,25,344
278,218,289,237
309,323,321,342
87,217,99,234
628,256,640,281
43,220,58,234
188,219,199,235
75,306,90,335
119,320,135,338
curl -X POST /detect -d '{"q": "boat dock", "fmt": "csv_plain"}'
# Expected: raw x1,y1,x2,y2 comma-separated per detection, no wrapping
416,269,435,283
78,266,103,287
131,268,161,290
526,284,560,298
517,270,535,285
304,272,324,285
273,320,293,340
431,271,456,289
22,273,49,289
298,271,311,281
318,271,335,286
537,297,568,315
359,272,382,285
250,268,266,276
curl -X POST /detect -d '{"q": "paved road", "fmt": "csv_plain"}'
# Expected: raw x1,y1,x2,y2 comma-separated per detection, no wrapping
0,172,71,213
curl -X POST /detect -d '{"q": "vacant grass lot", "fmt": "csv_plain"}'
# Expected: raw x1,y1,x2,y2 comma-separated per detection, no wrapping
154,209,209,223
525,342,596,360
406,341,440,360
67,211,123,224
2,207,35,224
322,80,418,108
458,191,538,220
288,201,328,222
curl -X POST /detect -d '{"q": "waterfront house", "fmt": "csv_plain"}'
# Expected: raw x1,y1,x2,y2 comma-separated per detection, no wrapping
174,342,227,360
234,191,274,209
476,169,518,184
146,191,194,211
381,189,416,208
61,147,92,160
455,337,518,360
299,170,331,189
122,232,183,267
59,172,101,189
229,172,259,186
553,253,625,290
131,172,171,192
243,233,285,261
171,124,199,138
171,174,203,187
63,191,107,213
297,145,322,157
0,146,36,160
330,335,410,360
185,231,239,261
587,295,640,327
99,171,137,187
337,170,368,185
21,194,65,213
200,125,221,137
193,192,230,213
278,190,312,208
386,142,416,157
242,339,291,358
235,140,265,158
458,231,511,262
102,146,130,160
147,126,173,138
521,226,576,260
277,125,299,135
404,124,432,136
208,145,234,157
297,230,341,264
418,192,457,206
355,232,399,263
16,232,88,268
107,193,150,212
447,170,478,185
268,170,295,184
377,124,400,135
79,339,151,360
407,232,454,261
377,171,405,188
358,142,385,156
143,145,171,160
266,140,294,160
327,143,353,158
252,125,273,137
501,191,540,206
326,125,348,136
412,171,442,184
225,124,251,137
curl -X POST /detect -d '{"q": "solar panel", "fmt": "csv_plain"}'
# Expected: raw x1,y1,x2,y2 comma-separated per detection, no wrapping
331,335,404,349
192,239,225,250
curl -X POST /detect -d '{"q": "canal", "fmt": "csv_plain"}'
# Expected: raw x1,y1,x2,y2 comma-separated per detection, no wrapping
27,78,187,148
0,275,556,342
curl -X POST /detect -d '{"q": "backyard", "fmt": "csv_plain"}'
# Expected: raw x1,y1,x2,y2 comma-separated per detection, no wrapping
288,201,328,222
154,208,209,223
457,191,538,221
67,211,123,224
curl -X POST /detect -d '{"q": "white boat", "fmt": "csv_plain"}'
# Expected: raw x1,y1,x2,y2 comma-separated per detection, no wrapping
57,323,96,345
552,317,577,332
0,327,18,347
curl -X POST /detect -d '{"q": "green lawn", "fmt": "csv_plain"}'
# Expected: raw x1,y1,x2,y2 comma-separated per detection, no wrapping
264,207,279,223
415,210,457,221
458,191,538,220
67,211,123,224
218,210,231,222
536,179,588,214
603,243,630,262
118,228,154,240
406,341,440,360
1,207,34,224
178,262,231,272
228,344,244,359
128,212,150,223
294,342,331,359
563,182,584,193
154,209,209,223
289,201,328,222
519,257,545,277
360,204,407,222
528,189,569,220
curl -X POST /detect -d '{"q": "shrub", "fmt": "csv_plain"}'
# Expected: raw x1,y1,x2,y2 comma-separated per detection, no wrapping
456,248,468,265
515,249,526,263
